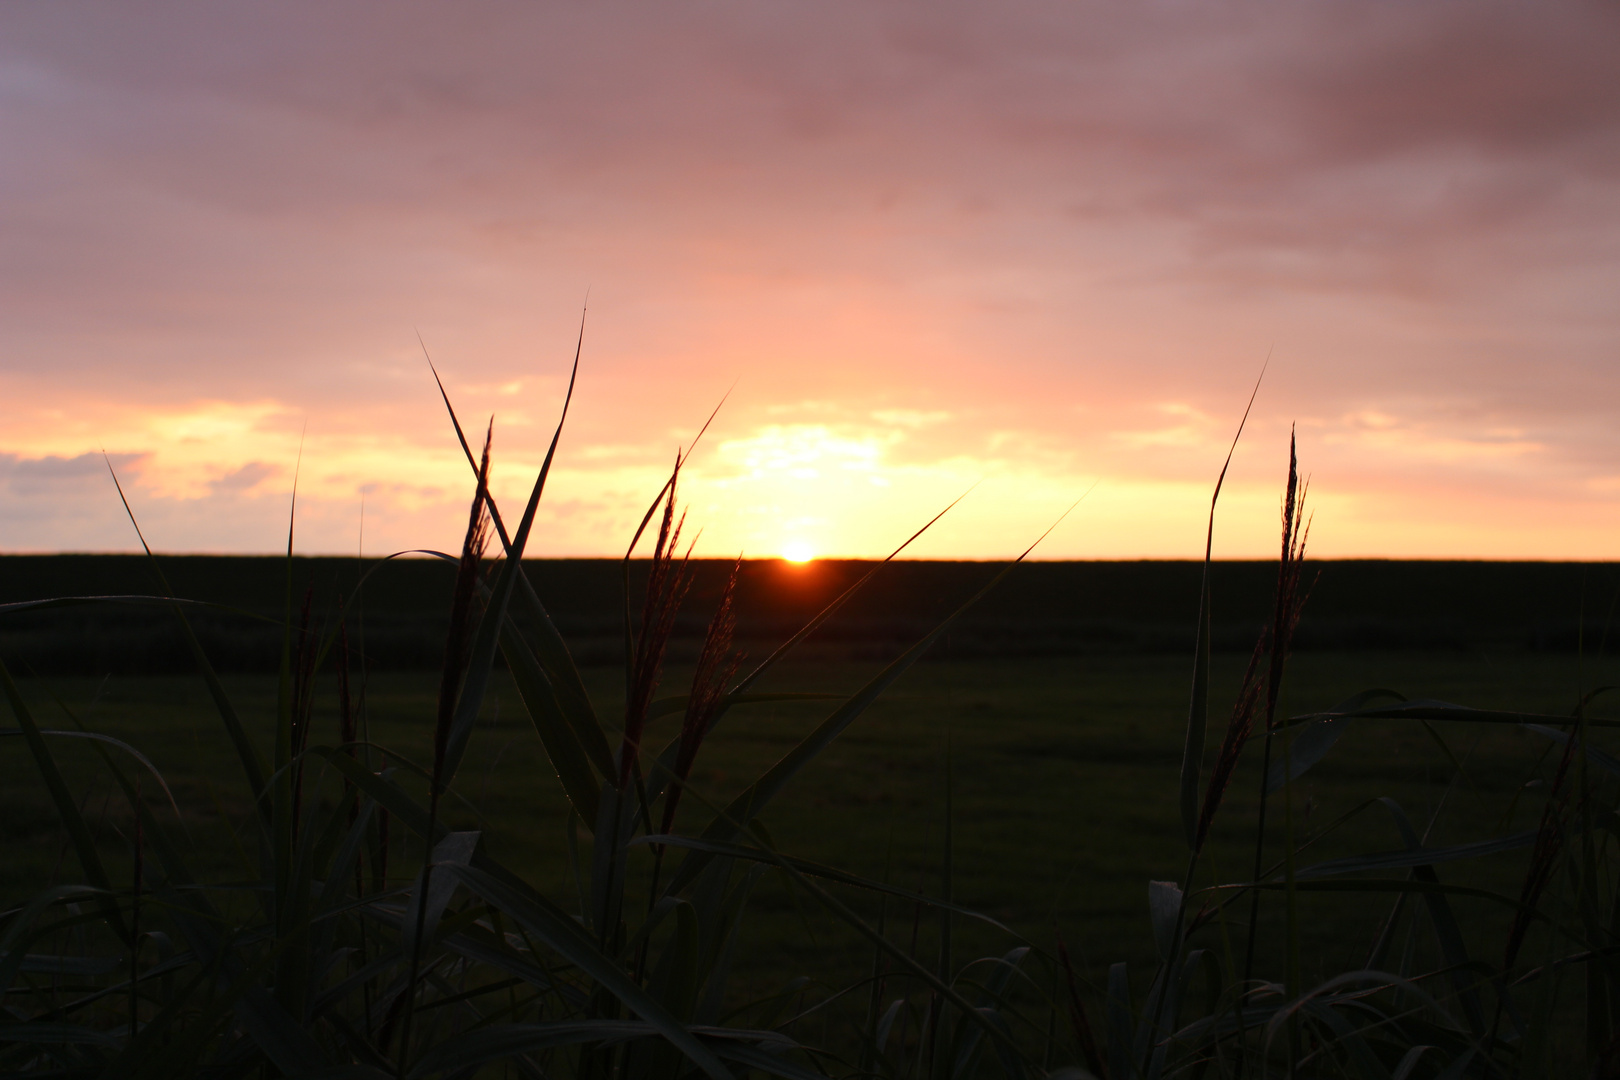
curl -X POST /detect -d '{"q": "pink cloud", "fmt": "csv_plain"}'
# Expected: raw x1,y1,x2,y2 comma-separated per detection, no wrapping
0,2,1615,557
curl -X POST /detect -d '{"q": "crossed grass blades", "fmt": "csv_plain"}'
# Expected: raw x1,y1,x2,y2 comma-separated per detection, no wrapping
2,354,1619,1080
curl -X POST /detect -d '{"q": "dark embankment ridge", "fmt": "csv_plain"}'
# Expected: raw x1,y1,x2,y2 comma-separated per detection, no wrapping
0,554,1614,674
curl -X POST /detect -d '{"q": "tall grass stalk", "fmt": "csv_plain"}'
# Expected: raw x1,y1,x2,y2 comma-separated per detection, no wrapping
1232,429,1308,1075
396,424,492,1075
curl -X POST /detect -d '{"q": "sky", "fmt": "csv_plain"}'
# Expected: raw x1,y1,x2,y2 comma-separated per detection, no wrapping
1,2,1618,561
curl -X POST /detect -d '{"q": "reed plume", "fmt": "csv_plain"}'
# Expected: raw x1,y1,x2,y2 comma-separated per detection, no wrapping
1234,429,1313,1072
1197,432,1312,856
660,557,744,840
1194,636,1266,854
620,460,693,789
1263,430,1312,734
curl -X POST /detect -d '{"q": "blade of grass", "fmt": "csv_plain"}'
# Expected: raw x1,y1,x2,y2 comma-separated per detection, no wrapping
448,863,736,1080
1289,831,1538,879
500,621,601,822
1180,363,1264,850
103,456,270,821
931,728,955,1080
0,884,107,998
720,821,1032,1070
1263,690,1405,794
0,658,130,944
1285,700,1620,730
859,823,897,1078
272,434,304,1000
92,711,336,1077
424,327,607,792
665,504,1080,897
0,729,176,816
727,485,976,703
398,436,491,1077
637,835,1022,937
1055,929,1109,1080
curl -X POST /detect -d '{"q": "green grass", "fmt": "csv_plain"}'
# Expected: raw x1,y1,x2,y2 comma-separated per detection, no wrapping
9,647,1610,1009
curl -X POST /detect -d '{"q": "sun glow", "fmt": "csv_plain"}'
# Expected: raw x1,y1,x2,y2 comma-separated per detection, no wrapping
781,541,815,563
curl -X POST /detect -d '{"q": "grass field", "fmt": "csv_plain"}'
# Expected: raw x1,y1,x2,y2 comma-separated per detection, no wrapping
3,555,1616,675
7,645,1613,1022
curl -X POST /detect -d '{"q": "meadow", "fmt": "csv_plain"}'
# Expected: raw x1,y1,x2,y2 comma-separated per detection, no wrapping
4,611,1617,1077
5,646,1613,988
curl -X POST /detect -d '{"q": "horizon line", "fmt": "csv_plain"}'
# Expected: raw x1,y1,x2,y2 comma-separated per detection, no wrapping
2,550,1618,565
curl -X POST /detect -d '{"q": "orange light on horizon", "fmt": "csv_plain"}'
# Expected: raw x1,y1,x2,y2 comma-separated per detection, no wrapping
782,541,815,563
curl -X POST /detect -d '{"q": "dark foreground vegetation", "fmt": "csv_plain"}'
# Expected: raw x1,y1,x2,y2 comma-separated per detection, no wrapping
3,377,1620,1078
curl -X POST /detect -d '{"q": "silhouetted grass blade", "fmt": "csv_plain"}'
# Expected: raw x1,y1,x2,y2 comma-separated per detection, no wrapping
449,864,736,1080
1264,689,1404,794
665,554,1044,898
0,658,130,944
501,620,602,821
1178,365,1262,853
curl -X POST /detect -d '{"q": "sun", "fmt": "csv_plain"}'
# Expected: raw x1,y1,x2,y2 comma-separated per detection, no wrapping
782,541,815,564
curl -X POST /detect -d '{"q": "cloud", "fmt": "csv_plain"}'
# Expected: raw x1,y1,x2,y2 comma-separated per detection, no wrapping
209,460,277,494
0,2,1616,557
0,451,144,504
0,451,135,482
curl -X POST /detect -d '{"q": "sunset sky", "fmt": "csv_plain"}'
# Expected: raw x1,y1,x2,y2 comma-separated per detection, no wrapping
2,3,1618,560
